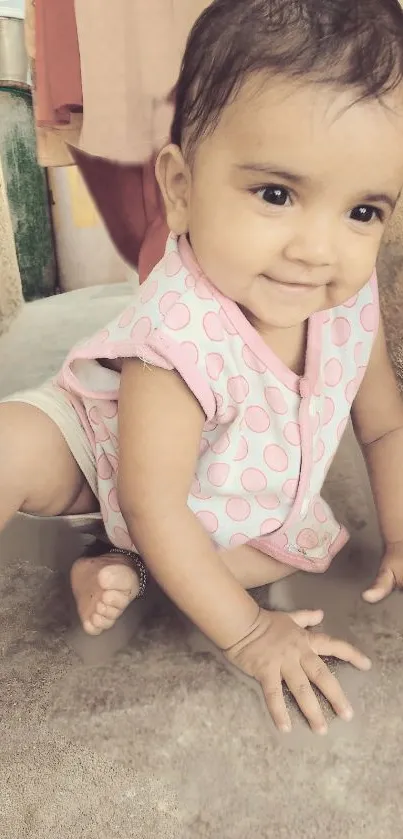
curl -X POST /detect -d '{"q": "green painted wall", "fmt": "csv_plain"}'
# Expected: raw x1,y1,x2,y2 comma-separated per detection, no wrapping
0,87,56,300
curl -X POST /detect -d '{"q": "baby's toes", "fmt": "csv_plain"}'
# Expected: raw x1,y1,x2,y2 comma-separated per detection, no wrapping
102,589,132,610
83,617,103,636
91,612,115,632
99,602,122,621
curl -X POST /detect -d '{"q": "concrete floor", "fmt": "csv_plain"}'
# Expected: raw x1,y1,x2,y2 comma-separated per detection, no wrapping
1,274,403,838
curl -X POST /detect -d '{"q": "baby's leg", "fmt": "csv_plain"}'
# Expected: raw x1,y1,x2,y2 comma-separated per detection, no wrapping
0,401,141,635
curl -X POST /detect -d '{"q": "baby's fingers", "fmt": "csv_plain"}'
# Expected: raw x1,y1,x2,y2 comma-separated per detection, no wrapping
282,663,327,734
310,633,372,671
301,652,353,723
260,667,292,733
362,566,395,603
289,609,324,629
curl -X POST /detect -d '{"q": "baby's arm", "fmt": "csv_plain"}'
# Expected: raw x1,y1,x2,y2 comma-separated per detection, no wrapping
117,359,370,734
117,359,259,650
352,317,403,601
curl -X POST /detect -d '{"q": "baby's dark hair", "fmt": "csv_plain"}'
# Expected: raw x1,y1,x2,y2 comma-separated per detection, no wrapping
171,0,403,154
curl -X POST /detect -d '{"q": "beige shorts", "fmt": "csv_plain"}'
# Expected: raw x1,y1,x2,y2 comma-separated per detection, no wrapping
2,380,103,533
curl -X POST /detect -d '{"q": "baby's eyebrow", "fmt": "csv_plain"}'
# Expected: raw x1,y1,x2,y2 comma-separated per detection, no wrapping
361,192,399,211
235,163,307,184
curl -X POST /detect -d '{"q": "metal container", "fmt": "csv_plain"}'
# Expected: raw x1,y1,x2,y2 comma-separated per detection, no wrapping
0,16,28,87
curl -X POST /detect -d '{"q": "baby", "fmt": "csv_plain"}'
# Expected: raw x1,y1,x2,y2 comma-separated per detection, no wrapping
2,0,403,735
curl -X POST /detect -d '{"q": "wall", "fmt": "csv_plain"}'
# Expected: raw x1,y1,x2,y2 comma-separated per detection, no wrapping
0,1,24,18
0,156,23,334
48,167,136,291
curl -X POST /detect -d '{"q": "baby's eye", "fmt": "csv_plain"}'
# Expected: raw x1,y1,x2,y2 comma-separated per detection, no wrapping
255,185,290,206
350,205,383,224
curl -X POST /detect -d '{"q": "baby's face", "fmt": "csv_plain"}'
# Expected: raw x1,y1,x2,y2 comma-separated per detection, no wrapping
183,75,403,330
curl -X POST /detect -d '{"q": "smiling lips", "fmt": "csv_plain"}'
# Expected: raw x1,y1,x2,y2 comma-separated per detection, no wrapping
265,275,324,294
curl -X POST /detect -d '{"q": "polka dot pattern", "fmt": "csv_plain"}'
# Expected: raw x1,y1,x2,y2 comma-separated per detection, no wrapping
71,235,377,568
204,312,224,342
314,501,327,523
181,341,199,366
323,397,335,426
140,280,158,304
324,358,343,387
264,444,289,472
165,251,182,277
233,436,248,462
243,346,267,373
331,317,351,347
159,291,180,316
360,303,376,332
113,526,133,550
108,488,120,514
199,438,209,456
208,462,230,487
214,392,224,413
226,498,251,522
265,387,288,415
196,511,219,533
343,293,358,309
119,307,136,329
211,432,230,455
241,468,267,493
245,406,270,433
260,518,282,536
230,533,249,548
98,401,118,420
228,376,249,403
284,422,300,446
206,353,224,381
94,423,109,444
219,406,238,425
297,529,319,550
131,317,152,344
257,494,280,510
98,454,113,481
205,419,218,432
164,303,191,331
314,439,325,463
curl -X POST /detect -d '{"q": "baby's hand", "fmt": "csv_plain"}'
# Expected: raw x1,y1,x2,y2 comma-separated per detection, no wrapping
363,542,403,603
224,608,371,734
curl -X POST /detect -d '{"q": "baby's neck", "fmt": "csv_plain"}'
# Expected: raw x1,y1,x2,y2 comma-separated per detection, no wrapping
243,307,308,376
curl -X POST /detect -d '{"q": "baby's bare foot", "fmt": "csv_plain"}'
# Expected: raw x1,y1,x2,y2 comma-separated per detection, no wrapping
70,553,140,635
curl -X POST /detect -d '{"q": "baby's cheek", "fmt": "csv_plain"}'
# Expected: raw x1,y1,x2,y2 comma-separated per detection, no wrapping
343,240,379,295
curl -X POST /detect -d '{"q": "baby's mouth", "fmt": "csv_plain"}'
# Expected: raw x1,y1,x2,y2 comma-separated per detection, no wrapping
265,275,321,294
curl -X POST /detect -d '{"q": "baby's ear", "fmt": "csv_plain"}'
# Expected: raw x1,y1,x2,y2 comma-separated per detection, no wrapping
155,144,191,235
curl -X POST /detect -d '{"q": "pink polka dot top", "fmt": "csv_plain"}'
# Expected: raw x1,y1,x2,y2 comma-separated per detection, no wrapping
58,233,379,572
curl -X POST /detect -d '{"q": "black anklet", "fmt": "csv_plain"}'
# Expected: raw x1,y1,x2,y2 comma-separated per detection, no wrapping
108,548,148,598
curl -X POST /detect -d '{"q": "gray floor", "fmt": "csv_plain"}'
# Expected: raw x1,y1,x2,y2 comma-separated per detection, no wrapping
1,281,403,838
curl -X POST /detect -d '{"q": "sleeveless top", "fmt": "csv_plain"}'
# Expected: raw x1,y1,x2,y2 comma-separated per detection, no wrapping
58,233,379,572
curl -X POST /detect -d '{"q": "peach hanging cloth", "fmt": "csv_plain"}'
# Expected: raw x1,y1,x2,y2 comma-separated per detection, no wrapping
27,0,210,278
75,0,209,163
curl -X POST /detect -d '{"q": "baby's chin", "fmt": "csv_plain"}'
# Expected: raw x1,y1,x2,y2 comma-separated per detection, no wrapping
239,297,322,331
